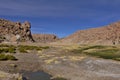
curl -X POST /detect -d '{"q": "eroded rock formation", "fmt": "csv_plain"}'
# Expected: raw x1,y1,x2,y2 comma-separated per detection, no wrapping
0,19,34,42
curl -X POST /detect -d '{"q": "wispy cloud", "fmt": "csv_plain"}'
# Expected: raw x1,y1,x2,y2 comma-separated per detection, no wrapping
0,0,120,19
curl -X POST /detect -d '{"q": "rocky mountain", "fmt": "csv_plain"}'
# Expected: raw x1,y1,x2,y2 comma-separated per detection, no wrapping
61,21,120,45
0,19,34,42
32,34,58,43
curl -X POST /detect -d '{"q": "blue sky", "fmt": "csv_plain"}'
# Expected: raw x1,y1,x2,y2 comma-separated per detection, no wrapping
0,0,120,38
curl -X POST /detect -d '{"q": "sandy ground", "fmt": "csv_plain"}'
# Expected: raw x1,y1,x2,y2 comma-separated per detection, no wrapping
0,45,120,80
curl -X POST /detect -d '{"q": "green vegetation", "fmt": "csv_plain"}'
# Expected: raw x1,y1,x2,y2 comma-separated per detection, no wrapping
0,45,16,53
0,44,49,53
72,45,120,61
51,77,67,80
0,44,49,61
0,54,17,61
18,45,49,53
72,45,112,53
0,44,16,47
86,49,120,60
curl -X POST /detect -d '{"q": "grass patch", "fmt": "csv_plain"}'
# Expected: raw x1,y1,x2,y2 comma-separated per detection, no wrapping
18,45,49,53
72,45,106,53
51,77,67,80
86,49,120,60
0,44,49,53
0,54,17,61
0,44,16,53
72,45,120,61
0,47,16,53
0,44,14,47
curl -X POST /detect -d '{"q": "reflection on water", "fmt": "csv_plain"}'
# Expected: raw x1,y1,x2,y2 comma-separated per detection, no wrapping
22,71,51,80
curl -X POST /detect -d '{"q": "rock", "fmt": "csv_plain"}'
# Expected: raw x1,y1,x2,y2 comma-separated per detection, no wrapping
9,64,17,68
32,34,58,43
0,19,34,42
61,21,120,45
0,71,24,80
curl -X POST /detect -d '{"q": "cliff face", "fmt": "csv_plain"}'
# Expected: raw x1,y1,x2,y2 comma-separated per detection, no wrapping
61,21,120,45
0,19,34,42
32,34,58,43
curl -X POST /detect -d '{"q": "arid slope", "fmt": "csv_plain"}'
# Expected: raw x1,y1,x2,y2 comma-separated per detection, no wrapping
61,21,120,45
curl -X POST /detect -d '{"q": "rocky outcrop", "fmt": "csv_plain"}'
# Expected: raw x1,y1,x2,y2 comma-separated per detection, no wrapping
0,19,34,42
61,21,120,45
32,34,58,43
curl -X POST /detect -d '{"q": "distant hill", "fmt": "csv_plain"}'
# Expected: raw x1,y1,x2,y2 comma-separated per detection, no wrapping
32,34,58,43
1,19,120,45
61,21,120,45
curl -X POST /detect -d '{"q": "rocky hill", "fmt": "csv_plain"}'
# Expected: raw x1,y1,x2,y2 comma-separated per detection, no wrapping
0,19,34,42
61,21,120,45
32,34,58,43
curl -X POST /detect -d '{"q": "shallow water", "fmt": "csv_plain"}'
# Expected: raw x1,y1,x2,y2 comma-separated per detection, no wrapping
22,71,51,80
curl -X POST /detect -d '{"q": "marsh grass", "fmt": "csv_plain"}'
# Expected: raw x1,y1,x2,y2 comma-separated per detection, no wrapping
72,45,120,61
